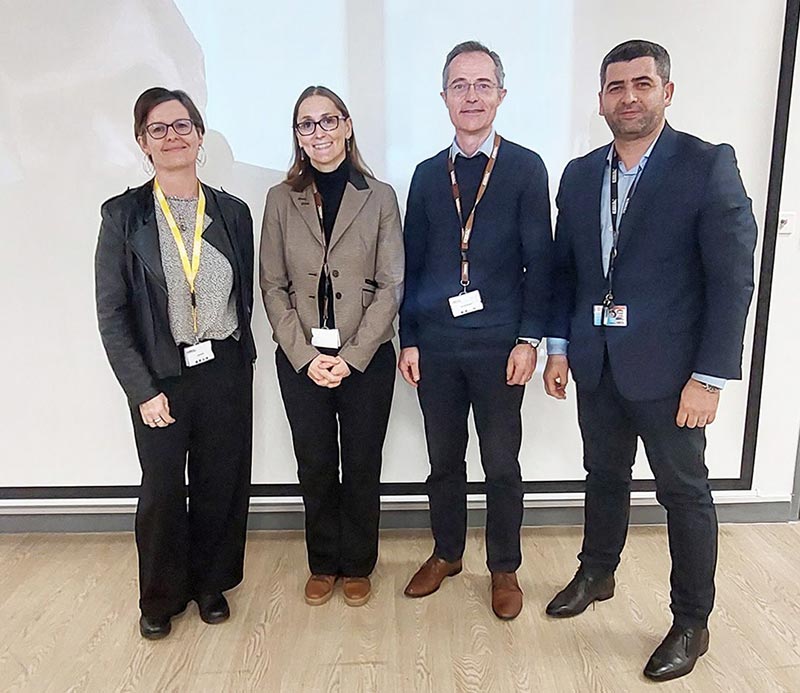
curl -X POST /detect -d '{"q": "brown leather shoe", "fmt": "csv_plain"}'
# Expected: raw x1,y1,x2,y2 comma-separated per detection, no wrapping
304,574,337,606
491,572,523,620
404,555,462,598
342,577,371,607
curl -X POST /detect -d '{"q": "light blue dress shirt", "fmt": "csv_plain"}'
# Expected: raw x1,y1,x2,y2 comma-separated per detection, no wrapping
450,128,496,160
547,139,726,390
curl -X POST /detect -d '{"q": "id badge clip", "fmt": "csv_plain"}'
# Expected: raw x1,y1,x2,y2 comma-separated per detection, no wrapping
184,340,215,367
311,327,341,349
593,304,628,327
449,289,484,317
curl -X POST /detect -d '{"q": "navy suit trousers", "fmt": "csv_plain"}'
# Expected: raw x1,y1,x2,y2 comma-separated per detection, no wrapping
417,345,524,573
576,352,718,627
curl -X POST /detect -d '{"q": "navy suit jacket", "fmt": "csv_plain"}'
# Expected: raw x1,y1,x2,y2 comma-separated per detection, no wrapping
549,124,757,401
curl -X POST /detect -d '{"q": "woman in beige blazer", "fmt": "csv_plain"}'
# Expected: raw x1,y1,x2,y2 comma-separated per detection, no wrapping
261,86,403,607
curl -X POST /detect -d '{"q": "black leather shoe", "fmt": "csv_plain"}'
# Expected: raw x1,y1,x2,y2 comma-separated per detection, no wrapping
545,569,615,617
197,593,230,624
644,625,709,682
139,614,171,640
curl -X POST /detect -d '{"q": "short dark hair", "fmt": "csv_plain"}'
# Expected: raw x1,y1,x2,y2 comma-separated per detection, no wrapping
600,40,671,87
442,40,505,90
133,87,205,141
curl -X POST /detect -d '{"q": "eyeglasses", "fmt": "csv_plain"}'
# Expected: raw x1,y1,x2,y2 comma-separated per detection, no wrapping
446,80,499,97
295,115,347,136
145,119,195,139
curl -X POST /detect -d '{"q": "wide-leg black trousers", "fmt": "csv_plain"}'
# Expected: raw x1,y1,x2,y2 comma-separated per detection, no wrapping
130,337,253,618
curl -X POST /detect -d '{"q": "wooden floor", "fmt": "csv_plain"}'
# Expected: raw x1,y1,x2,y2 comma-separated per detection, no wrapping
1,523,799,692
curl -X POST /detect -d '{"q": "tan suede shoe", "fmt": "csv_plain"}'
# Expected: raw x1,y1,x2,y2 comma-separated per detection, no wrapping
404,555,463,598
491,571,523,620
342,577,371,607
304,574,337,606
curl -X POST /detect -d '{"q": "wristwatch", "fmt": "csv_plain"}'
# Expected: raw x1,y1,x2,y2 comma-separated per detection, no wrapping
516,338,540,348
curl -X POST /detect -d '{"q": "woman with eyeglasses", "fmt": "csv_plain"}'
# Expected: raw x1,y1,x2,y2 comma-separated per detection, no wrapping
261,86,403,607
95,87,256,639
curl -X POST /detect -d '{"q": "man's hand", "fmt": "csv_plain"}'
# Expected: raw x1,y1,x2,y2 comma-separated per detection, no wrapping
543,355,569,400
676,379,720,428
506,343,537,386
398,347,421,387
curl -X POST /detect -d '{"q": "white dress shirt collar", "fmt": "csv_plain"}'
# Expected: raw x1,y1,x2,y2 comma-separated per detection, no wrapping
450,129,496,160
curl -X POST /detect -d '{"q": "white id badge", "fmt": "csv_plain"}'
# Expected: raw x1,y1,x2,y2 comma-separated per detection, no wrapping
449,290,484,317
184,340,215,367
593,304,628,327
311,327,341,348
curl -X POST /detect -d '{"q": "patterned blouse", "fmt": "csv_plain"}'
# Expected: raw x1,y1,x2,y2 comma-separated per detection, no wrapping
154,193,239,346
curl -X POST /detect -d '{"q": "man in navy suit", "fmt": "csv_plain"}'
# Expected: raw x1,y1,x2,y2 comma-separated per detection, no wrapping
544,40,757,682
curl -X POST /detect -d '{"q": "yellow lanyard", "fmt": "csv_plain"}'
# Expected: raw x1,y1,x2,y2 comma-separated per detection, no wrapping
154,179,206,334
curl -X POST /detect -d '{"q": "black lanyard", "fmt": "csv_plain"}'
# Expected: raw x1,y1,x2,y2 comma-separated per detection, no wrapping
604,148,644,308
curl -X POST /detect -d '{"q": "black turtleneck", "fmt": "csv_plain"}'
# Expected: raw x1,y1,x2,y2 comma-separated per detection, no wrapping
311,159,349,330
313,159,349,245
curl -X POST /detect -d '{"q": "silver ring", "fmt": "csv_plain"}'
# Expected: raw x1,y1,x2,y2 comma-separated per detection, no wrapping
153,417,162,423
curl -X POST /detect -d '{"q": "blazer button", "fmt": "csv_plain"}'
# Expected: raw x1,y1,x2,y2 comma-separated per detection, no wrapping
332,269,339,277
335,292,342,299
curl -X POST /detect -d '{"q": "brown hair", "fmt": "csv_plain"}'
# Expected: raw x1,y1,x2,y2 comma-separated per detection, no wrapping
133,87,205,158
285,86,373,192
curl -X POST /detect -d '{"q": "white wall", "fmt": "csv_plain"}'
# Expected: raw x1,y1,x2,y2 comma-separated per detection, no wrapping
754,32,800,501
0,0,796,508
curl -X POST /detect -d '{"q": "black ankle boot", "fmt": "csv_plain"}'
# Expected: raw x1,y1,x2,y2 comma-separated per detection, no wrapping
545,569,615,617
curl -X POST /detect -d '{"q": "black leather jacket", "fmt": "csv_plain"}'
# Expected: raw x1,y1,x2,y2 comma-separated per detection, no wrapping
95,180,256,405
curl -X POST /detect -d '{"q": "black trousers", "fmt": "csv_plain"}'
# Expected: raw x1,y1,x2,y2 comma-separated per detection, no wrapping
130,337,253,618
275,341,395,576
417,346,524,573
576,354,717,628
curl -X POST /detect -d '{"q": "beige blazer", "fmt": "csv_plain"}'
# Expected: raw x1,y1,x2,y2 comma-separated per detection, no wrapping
260,168,404,372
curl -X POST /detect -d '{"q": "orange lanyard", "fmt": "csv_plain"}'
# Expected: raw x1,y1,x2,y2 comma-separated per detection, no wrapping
446,133,501,290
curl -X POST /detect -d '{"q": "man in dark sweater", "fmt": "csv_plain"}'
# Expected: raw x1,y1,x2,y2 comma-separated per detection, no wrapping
398,40,553,620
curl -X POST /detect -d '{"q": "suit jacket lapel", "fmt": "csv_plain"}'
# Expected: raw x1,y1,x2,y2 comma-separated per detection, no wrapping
616,123,679,256
290,186,324,246
128,181,167,292
328,183,371,251
590,151,607,279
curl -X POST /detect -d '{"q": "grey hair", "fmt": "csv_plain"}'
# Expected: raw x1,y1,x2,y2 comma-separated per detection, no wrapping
442,41,505,90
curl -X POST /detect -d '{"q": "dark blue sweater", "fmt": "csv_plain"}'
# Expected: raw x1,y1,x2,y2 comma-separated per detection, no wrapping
399,138,553,349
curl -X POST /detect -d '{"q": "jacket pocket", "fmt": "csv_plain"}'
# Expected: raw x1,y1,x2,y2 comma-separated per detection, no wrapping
362,287,375,308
